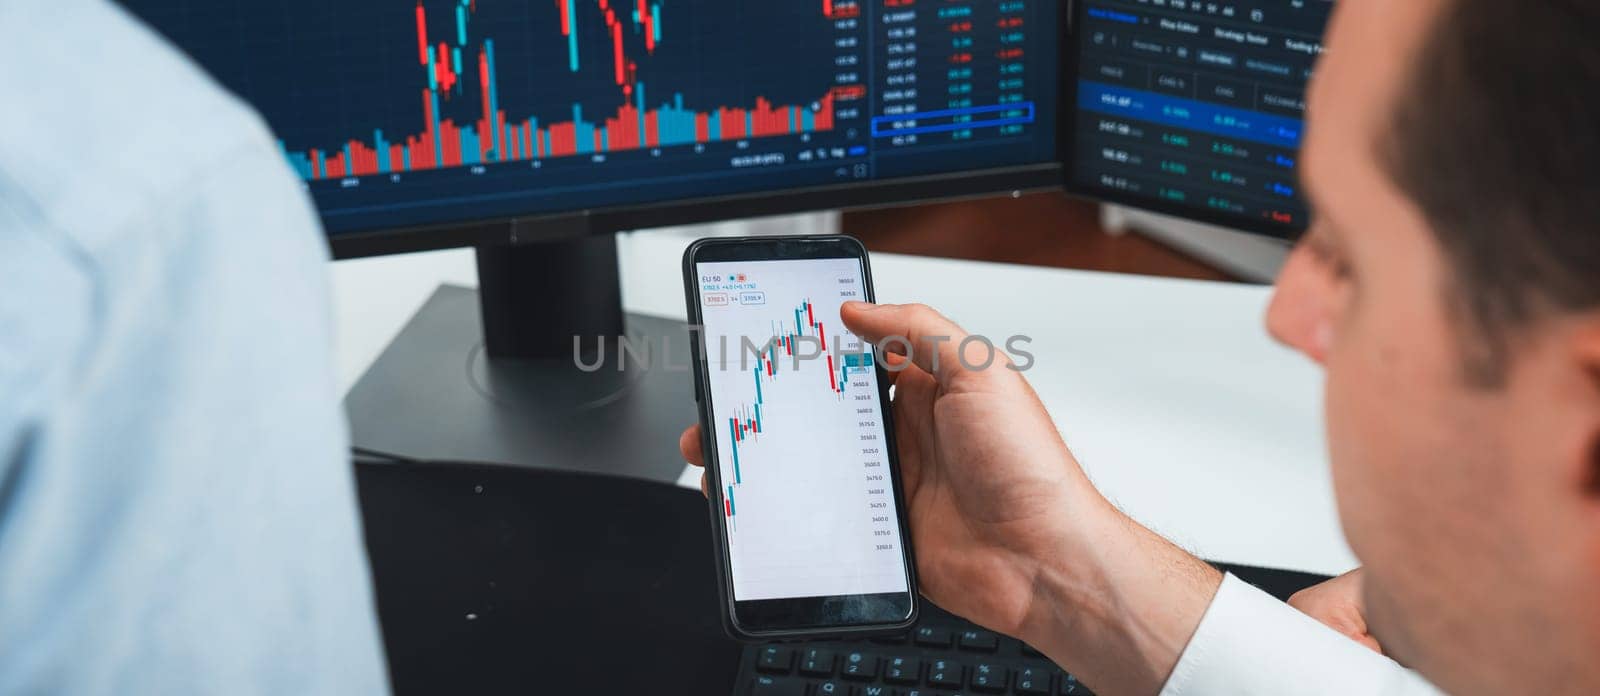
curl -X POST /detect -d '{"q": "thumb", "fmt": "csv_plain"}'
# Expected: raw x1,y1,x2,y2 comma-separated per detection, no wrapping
840,302,1009,390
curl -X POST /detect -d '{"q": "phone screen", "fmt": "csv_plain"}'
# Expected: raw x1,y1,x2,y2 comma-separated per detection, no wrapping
694,257,911,605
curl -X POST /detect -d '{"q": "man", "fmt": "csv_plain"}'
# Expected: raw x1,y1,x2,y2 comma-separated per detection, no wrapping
0,0,387,692
682,0,1600,693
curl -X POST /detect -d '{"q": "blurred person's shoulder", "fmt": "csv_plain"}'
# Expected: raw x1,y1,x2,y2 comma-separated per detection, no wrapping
0,0,300,251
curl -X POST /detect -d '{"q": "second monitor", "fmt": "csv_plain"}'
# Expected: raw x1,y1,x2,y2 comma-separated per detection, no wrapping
1065,0,1332,238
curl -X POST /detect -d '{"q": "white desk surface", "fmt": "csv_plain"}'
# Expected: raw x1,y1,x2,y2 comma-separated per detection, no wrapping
331,228,1358,577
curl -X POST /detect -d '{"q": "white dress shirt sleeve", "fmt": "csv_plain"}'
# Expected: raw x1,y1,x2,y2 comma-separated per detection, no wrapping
1159,574,1443,696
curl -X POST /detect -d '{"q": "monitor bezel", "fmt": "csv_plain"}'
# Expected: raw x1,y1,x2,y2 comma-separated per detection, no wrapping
328,5,1074,260
1055,0,1307,241
330,165,1064,259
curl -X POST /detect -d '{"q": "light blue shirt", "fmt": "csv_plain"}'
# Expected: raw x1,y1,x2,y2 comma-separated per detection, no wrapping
0,0,389,693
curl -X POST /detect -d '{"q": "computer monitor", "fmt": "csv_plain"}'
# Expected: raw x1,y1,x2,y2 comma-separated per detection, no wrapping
114,0,1066,476
117,0,1064,257
1063,0,1333,238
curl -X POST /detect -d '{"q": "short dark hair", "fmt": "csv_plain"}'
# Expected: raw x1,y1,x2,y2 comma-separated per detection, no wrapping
1382,0,1600,385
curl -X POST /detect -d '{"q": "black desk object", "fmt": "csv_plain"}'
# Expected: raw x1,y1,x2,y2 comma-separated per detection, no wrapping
357,461,742,695
357,460,1331,695
346,284,696,484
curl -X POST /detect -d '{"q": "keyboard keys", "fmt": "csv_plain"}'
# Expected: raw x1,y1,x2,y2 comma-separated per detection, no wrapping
840,651,879,681
957,629,999,652
914,626,953,648
883,656,922,684
927,659,964,688
1059,672,1095,695
747,674,806,696
800,648,836,677
1016,666,1052,694
757,646,795,674
742,613,1079,696
970,662,1009,692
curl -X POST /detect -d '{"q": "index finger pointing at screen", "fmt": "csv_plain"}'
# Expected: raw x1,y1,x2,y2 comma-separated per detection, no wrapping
839,301,1013,391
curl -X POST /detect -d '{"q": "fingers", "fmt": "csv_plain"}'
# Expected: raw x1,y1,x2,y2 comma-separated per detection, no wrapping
1353,633,1384,654
1285,569,1383,654
879,348,911,386
679,425,710,499
840,301,1008,390
679,424,705,467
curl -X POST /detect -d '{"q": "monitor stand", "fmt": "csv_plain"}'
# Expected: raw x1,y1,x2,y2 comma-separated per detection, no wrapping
344,235,695,484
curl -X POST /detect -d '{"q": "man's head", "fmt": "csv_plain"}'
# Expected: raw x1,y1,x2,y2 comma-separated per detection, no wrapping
1266,0,1600,692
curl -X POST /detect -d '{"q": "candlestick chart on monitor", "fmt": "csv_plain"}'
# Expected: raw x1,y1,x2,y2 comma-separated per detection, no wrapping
274,0,846,180
118,0,1053,234
117,0,867,229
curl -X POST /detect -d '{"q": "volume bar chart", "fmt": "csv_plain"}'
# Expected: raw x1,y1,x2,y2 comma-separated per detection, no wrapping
283,0,846,181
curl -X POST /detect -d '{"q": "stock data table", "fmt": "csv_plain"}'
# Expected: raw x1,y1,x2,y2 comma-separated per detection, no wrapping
1071,0,1333,231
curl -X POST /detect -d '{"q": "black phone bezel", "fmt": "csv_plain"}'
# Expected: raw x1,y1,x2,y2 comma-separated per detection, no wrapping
681,235,920,641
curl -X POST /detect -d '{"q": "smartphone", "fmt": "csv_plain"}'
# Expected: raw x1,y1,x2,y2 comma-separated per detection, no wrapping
683,235,919,641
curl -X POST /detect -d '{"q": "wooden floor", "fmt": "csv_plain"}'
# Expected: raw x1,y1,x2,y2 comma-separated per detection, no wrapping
843,192,1234,282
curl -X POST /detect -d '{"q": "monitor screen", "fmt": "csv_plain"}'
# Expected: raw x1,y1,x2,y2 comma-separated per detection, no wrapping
1067,0,1333,237
116,0,1060,239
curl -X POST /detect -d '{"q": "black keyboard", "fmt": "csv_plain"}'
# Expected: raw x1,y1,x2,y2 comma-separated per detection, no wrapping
733,604,1094,696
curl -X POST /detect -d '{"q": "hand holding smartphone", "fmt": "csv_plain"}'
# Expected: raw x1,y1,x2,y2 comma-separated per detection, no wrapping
683,235,919,640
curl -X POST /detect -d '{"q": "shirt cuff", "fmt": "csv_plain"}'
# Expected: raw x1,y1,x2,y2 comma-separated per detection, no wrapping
1159,573,1441,696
